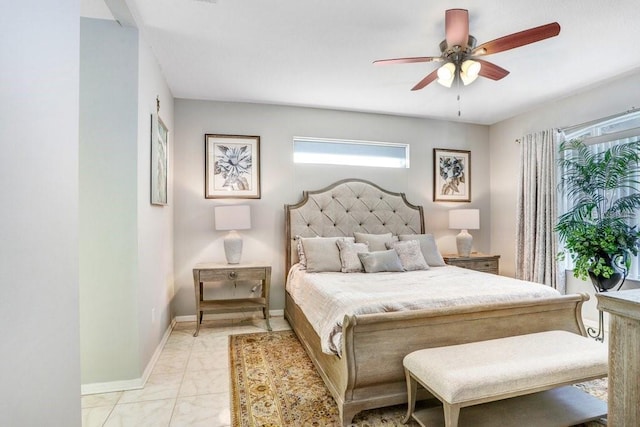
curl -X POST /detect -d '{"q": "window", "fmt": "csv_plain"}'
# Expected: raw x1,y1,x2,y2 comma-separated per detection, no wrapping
559,110,640,279
293,137,409,168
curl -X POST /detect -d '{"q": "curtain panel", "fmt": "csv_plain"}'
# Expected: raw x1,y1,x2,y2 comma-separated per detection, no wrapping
516,129,565,292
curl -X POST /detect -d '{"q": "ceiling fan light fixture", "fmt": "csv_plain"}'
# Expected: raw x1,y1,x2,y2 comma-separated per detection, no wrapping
373,10,560,91
437,62,456,87
462,60,481,77
460,59,481,85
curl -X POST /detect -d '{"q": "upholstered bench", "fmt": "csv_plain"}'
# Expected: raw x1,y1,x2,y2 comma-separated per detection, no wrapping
402,331,608,427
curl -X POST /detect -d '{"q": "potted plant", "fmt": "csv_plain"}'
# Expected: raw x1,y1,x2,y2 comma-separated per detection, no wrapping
556,138,640,291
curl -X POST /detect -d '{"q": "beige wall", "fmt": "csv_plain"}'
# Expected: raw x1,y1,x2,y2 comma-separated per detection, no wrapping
173,100,490,315
489,69,640,323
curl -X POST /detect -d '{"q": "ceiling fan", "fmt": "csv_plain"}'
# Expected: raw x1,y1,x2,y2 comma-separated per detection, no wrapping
374,9,560,90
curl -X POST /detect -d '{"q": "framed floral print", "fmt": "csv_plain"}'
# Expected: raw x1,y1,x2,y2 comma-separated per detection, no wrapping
151,114,168,206
433,148,471,202
205,134,261,199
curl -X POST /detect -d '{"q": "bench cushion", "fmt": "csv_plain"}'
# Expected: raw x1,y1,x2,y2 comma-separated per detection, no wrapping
403,331,607,404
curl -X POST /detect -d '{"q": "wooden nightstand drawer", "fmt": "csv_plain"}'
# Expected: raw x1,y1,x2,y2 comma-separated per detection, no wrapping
442,254,500,275
198,267,267,282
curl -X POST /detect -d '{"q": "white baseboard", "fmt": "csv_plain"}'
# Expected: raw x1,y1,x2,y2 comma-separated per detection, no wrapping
175,309,284,323
80,318,176,396
80,377,145,396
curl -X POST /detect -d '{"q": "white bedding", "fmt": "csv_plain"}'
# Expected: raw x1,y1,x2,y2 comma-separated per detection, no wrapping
286,264,560,356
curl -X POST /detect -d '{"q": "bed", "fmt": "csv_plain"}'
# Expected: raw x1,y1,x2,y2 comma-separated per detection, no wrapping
283,179,588,426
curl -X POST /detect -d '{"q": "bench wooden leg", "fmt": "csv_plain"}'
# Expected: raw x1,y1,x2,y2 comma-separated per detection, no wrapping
403,369,417,424
443,403,461,427
339,404,359,427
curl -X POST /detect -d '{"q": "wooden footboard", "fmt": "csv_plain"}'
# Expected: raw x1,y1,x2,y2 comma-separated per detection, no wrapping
285,291,589,426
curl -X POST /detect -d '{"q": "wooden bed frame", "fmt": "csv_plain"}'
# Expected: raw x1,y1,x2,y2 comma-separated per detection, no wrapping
283,179,588,426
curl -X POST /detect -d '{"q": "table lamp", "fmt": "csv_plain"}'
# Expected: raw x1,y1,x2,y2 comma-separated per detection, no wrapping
215,205,251,264
449,209,479,257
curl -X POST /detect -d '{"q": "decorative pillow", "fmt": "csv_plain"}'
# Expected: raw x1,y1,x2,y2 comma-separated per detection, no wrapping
399,234,446,267
295,235,307,269
354,232,398,252
336,240,369,273
300,237,354,273
358,250,404,273
386,240,429,271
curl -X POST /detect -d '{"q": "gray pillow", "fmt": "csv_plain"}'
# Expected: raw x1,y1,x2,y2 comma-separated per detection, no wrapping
399,234,446,267
358,250,404,273
354,232,398,251
300,237,354,272
386,240,429,271
336,240,369,273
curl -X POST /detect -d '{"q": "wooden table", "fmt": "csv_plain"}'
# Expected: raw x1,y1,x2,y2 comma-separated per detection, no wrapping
192,263,271,337
442,253,500,275
597,289,640,426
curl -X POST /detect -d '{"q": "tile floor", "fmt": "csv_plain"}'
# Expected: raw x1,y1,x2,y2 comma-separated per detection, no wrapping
81,316,291,427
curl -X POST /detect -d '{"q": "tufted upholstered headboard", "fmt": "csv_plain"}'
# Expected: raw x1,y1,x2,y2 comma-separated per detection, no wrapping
284,179,425,274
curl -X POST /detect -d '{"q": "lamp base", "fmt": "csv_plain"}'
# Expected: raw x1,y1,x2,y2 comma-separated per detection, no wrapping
456,229,472,258
224,230,243,264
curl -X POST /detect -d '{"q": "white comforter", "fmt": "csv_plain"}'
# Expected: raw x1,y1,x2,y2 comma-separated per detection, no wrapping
286,264,560,356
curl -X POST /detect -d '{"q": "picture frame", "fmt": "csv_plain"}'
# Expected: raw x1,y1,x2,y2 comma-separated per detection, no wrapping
205,134,261,199
151,114,168,206
433,148,471,202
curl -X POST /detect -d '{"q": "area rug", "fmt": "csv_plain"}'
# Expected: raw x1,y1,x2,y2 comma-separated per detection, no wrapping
230,330,607,426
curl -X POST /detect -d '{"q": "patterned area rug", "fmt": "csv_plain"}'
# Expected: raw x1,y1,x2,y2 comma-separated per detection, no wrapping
230,330,607,427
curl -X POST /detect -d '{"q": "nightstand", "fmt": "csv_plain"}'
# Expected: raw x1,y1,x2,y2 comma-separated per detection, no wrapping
442,253,500,274
192,263,271,337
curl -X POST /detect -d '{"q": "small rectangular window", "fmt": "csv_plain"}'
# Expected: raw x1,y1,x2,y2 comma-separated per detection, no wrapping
293,137,409,168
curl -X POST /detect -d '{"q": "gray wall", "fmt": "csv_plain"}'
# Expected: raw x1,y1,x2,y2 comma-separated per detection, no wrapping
79,17,175,387
1,1,81,425
136,31,175,371
173,100,490,315
489,69,640,322
80,18,140,382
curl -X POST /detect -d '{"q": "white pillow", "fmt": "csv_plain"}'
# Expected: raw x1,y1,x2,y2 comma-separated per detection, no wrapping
336,240,369,273
386,240,429,271
398,234,446,267
354,232,398,252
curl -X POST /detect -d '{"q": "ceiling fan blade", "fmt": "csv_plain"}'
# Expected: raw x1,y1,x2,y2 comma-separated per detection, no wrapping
445,9,469,47
373,56,441,65
411,69,439,91
475,59,510,80
473,22,560,56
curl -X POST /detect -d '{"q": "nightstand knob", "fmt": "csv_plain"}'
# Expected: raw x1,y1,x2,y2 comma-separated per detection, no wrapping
228,271,237,280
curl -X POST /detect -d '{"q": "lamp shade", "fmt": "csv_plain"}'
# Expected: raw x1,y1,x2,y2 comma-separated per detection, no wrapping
437,62,456,88
460,60,481,86
215,205,251,231
449,209,480,230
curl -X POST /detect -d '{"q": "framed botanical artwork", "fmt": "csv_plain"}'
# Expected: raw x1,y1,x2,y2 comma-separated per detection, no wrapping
205,134,261,199
433,148,471,202
151,114,168,206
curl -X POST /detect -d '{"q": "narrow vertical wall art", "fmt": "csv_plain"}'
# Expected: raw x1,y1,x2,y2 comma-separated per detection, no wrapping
151,113,169,205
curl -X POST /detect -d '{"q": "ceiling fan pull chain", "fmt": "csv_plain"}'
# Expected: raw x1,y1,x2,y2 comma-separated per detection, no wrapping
457,79,462,116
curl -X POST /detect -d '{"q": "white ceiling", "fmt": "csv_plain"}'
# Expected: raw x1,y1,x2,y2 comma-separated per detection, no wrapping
86,0,640,125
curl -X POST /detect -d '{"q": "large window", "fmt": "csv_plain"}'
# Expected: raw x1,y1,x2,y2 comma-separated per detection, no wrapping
293,137,409,168
560,110,640,279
